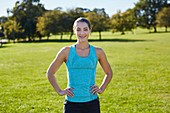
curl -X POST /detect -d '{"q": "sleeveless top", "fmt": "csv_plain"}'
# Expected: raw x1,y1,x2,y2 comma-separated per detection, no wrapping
65,44,98,102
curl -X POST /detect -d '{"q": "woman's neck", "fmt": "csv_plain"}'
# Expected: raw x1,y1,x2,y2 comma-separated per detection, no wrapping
75,41,89,49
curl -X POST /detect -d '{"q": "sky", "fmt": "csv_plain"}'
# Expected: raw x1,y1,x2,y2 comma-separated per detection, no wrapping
0,0,139,17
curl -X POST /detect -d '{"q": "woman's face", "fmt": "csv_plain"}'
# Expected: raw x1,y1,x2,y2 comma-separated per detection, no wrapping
74,22,91,42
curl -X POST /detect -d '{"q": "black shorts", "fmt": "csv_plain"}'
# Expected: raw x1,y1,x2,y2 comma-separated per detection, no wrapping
63,98,100,113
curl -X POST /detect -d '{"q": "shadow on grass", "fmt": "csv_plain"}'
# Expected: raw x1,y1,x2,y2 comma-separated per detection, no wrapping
148,31,170,34
0,45,11,48
141,30,170,34
18,38,152,43
88,38,150,42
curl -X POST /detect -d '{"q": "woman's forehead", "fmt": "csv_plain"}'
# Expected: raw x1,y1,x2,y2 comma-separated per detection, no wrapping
75,22,89,28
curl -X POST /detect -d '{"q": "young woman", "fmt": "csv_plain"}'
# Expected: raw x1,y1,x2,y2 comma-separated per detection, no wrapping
46,17,112,113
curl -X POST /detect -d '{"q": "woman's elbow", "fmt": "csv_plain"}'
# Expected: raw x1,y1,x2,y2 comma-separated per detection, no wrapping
107,69,113,79
46,69,54,78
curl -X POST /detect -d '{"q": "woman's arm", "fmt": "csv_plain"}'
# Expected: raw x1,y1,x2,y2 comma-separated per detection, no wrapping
91,48,113,94
46,47,74,97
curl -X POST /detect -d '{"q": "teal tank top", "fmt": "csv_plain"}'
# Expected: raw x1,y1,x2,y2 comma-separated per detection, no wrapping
66,44,98,102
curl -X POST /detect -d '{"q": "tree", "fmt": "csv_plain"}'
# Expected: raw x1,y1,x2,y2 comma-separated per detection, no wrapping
56,12,72,40
11,0,45,41
0,16,8,39
0,16,8,24
0,26,4,39
86,8,110,40
134,0,170,32
36,10,60,40
156,7,170,32
3,18,23,43
111,9,136,34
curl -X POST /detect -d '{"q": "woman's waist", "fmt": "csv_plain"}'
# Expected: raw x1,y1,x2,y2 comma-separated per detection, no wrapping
69,84,93,90
68,84,94,96
66,95,98,103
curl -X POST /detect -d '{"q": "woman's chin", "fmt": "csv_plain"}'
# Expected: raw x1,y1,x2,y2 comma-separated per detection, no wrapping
78,37,87,42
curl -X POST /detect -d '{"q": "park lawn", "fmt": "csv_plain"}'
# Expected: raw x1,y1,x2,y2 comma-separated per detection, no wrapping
0,29,170,113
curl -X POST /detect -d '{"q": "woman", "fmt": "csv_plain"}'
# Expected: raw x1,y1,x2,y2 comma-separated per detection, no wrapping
46,17,112,113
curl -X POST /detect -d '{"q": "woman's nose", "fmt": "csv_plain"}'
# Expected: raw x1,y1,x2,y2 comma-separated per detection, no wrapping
79,31,85,35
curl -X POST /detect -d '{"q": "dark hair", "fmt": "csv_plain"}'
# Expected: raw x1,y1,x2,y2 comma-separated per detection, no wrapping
73,17,91,29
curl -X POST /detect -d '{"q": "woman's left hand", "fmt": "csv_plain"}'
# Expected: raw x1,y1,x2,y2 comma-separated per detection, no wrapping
90,85,103,94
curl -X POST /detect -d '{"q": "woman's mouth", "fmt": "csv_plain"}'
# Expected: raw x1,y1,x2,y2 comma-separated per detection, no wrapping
79,36,86,39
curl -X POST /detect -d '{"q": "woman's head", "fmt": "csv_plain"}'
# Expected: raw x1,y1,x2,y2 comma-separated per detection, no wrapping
73,17,91,30
73,17,91,42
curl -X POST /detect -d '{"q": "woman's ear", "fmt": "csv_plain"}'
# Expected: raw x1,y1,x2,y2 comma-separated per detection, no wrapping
73,27,75,34
90,27,92,32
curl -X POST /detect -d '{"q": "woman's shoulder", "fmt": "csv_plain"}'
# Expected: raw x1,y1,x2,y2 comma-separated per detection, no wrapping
56,46,71,62
93,46,105,57
59,46,71,54
92,46,107,61
93,46,104,53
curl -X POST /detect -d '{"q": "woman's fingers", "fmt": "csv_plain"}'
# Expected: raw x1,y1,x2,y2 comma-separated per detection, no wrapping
65,88,74,97
90,85,100,94
60,85,102,97
58,88,74,97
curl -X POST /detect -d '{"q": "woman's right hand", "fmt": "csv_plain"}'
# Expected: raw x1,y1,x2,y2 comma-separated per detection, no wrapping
58,88,74,97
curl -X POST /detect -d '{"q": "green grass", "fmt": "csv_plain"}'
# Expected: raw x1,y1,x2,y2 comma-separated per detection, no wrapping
0,29,170,113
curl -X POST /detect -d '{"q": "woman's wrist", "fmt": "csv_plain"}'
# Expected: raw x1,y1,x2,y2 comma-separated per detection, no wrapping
99,87,104,94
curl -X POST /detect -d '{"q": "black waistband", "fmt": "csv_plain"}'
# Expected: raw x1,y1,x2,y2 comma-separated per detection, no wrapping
64,97,99,105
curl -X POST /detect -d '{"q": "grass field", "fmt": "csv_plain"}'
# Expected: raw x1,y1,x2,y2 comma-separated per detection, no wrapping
0,29,170,113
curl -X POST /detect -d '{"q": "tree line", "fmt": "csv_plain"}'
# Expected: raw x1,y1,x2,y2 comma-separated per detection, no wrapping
0,0,170,42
